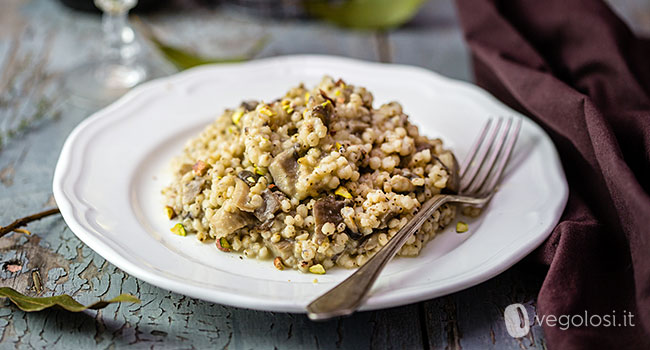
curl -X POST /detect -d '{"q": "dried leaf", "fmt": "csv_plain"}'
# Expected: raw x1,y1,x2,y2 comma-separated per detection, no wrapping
0,287,140,312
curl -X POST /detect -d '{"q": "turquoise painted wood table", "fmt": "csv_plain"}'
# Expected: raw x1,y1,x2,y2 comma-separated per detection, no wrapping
1,0,647,348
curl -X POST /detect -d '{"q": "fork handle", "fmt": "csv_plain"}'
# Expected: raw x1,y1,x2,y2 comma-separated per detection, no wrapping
306,193,452,320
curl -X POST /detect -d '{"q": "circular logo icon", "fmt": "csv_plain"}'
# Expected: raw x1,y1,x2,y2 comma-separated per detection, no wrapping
504,303,530,338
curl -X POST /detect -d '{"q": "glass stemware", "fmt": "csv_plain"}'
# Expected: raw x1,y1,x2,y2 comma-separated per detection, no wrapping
65,0,158,106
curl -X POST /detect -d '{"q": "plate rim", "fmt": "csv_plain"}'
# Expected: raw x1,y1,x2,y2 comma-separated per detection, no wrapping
53,54,568,312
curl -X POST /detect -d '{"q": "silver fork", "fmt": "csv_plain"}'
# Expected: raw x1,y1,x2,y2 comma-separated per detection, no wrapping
307,117,522,320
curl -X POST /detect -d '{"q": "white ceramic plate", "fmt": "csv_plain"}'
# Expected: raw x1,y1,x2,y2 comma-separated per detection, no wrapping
53,55,567,313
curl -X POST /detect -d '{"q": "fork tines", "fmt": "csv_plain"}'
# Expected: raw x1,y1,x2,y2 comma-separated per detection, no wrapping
459,117,522,195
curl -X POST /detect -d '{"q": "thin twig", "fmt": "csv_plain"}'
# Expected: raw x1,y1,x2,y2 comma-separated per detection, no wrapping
0,208,60,237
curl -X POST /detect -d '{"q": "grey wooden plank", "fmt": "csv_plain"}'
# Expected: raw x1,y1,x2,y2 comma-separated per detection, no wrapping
228,303,423,349
422,264,547,350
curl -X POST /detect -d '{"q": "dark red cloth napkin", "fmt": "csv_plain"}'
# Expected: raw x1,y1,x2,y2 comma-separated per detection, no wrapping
454,0,650,348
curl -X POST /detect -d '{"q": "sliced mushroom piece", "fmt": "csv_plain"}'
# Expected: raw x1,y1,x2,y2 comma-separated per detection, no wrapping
269,240,293,260
361,234,379,251
438,151,460,194
347,119,370,133
319,89,335,106
210,207,253,237
313,196,351,244
240,100,259,111
377,212,397,230
268,148,299,198
182,178,205,203
311,101,334,126
232,178,255,212
347,230,364,241
253,189,285,223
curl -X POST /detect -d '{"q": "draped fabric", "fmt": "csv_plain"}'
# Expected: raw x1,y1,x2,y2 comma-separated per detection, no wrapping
454,0,650,348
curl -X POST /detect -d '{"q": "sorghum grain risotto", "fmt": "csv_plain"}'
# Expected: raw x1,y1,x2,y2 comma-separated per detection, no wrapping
163,76,457,274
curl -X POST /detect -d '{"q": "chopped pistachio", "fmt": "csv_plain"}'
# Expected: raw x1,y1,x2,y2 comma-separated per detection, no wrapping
335,142,343,151
334,186,352,199
170,223,187,236
282,104,294,114
164,206,176,220
304,92,310,100
246,176,256,184
456,221,469,233
231,110,244,125
273,257,284,270
254,164,266,175
309,264,326,274
216,237,232,252
259,106,275,117
334,90,341,97
192,160,210,176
